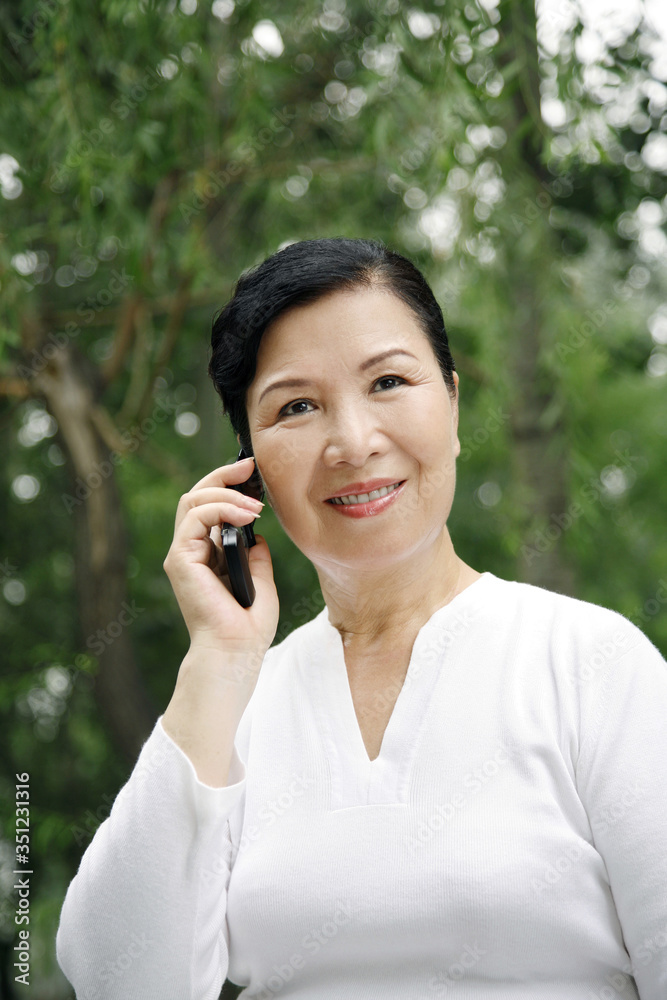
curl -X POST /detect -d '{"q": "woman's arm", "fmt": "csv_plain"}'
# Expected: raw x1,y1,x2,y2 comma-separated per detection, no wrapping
56,705,249,1000
576,630,667,1000
56,458,280,997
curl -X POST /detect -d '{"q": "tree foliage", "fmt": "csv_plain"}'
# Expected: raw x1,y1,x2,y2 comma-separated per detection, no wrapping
0,0,666,994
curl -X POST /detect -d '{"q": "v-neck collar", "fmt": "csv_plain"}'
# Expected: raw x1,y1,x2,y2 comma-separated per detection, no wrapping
303,572,496,810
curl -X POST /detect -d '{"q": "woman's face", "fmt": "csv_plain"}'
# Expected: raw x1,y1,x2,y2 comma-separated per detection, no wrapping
245,286,460,574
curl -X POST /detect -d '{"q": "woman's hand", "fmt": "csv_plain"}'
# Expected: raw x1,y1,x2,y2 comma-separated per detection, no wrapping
163,457,279,663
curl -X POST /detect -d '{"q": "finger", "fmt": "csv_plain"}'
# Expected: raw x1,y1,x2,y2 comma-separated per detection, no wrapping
245,534,276,587
174,485,264,532
207,523,223,571
178,501,260,547
167,506,259,579
207,524,233,573
191,457,256,493
207,535,221,573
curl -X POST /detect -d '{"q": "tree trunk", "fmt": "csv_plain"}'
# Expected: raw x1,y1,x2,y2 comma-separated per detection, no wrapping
499,0,576,595
32,340,157,763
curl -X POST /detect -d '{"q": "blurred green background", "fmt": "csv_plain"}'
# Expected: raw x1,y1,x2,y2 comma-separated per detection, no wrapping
1,0,666,995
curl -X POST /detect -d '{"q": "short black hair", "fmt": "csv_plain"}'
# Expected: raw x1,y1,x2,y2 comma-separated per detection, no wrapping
209,236,457,454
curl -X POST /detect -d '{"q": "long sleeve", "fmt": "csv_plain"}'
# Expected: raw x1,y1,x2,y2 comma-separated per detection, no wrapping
575,631,667,1000
56,715,247,1000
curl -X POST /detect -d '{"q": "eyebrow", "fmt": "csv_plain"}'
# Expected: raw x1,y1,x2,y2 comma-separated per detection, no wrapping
256,349,419,406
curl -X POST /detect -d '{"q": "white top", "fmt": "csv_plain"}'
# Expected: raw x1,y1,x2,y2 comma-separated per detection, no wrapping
56,571,667,1000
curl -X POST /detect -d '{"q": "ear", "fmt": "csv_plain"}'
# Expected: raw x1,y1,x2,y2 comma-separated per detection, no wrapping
451,372,461,459
236,433,241,445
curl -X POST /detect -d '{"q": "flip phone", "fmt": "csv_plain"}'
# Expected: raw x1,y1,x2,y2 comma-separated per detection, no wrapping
221,447,265,607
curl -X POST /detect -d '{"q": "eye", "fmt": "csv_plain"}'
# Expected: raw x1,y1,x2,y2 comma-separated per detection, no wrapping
373,375,406,392
279,399,315,418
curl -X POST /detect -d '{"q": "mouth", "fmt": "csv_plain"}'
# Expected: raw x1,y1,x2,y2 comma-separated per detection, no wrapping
325,481,405,505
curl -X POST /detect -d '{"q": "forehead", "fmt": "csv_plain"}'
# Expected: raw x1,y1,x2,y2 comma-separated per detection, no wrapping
252,286,433,375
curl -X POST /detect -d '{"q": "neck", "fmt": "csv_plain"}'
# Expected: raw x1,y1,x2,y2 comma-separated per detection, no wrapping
315,527,480,653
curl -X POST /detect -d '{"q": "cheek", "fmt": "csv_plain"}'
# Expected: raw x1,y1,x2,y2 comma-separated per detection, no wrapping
256,431,293,477
397,384,452,433
407,400,458,502
255,436,306,514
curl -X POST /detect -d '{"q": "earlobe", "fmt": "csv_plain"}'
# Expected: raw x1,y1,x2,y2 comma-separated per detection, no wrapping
451,372,460,453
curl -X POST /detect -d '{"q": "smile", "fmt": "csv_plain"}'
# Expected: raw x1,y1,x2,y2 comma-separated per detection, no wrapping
326,482,404,505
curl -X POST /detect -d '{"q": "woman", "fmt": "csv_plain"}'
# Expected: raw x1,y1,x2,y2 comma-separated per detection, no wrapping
56,237,667,999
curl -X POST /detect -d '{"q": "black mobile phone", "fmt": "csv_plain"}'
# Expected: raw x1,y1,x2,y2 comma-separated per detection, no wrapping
220,447,265,607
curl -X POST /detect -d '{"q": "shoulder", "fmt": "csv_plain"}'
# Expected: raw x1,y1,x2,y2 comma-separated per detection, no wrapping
480,572,658,661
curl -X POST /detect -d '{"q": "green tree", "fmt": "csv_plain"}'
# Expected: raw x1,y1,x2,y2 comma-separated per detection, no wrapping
1,0,665,995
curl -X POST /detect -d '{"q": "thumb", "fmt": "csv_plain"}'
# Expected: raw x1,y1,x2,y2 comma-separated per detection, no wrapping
247,534,275,583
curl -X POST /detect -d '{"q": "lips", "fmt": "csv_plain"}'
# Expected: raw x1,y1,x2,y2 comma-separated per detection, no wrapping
327,482,403,505
324,478,406,502
325,479,407,517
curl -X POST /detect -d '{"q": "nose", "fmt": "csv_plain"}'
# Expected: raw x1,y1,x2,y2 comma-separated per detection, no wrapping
321,400,388,468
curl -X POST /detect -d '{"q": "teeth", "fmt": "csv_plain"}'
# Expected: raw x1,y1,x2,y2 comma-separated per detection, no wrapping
329,482,402,505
